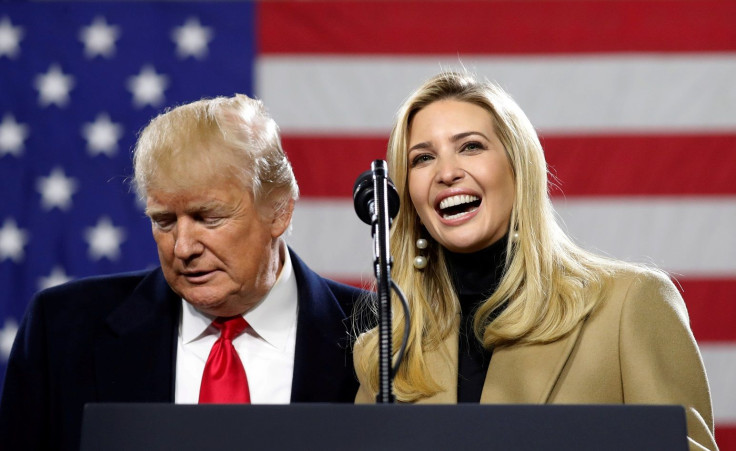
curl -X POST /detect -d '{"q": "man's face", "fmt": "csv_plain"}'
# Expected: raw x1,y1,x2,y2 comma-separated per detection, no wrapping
146,179,291,317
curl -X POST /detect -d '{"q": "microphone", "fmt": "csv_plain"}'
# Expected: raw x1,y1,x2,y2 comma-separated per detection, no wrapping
353,159,401,403
353,161,400,225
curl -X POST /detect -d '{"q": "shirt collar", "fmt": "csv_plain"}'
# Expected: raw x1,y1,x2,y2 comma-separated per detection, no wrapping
244,244,298,351
179,242,298,350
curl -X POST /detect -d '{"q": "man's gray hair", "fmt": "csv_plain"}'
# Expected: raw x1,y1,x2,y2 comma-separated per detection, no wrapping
132,94,299,218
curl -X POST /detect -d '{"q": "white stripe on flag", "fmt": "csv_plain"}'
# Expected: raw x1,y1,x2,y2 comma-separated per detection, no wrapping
554,197,736,277
256,54,736,134
701,344,736,422
286,198,736,278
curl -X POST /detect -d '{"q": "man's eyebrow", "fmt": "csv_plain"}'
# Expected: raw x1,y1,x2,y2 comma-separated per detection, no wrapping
145,201,226,217
188,200,225,213
144,206,168,217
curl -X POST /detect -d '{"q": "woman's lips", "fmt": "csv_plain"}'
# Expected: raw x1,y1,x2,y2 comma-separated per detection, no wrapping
436,205,480,225
434,193,482,225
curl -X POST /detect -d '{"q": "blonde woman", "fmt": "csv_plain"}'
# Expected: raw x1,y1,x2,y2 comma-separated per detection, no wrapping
354,72,717,451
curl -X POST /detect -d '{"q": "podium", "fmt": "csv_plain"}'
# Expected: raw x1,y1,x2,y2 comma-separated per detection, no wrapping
80,403,687,450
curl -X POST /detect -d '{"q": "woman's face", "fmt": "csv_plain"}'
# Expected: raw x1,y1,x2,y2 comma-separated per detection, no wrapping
407,99,515,253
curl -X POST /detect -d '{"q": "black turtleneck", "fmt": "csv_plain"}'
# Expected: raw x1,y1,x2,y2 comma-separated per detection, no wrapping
443,235,507,403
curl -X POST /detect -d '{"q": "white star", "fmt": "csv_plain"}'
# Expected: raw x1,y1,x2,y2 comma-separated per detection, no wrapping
0,113,29,157
171,17,213,60
0,16,24,59
126,65,169,108
0,318,19,361
36,167,78,211
34,64,75,108
0,218,29,263
82,113,123,156
84,216,126,261
79,16,120,59
38,265,73,290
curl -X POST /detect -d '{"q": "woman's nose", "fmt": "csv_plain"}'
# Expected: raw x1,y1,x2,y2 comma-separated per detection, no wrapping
434,154,465,185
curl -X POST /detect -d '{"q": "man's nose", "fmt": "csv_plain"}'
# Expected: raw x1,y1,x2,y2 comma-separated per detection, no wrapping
173,219,204,260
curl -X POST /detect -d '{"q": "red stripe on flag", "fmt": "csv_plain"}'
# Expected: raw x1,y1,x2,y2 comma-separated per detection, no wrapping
678,278,736,343
259,1,736,54
543,134,736,197
282,135,736,198
284,136,388,198
716,425,736,450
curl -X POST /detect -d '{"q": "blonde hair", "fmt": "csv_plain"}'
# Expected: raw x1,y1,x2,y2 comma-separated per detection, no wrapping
357,72,623,401
133,94,299,218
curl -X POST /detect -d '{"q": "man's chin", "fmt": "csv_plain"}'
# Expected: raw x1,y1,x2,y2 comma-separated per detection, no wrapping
181,290,229,315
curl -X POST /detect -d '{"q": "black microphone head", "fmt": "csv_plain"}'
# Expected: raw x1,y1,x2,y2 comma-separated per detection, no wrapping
353,161,401,225
353,170,375,225
385,177,400,220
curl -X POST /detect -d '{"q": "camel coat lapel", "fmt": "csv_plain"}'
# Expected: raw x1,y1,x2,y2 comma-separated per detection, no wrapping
415,318,583,404
480,324,583,403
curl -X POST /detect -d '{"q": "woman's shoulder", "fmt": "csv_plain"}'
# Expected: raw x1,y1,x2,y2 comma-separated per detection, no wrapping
596,263,688,323
603,263,673,290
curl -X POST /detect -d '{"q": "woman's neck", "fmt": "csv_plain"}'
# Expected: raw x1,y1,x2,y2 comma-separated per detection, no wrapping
443,235,508,313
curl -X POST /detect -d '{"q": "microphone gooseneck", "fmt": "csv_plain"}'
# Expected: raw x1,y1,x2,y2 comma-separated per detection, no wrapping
352,160,410,404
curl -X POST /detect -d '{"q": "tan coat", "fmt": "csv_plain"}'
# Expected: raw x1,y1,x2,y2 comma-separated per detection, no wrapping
355,268,718,451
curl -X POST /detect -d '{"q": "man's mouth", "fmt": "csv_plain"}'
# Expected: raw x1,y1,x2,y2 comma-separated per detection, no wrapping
437,194,481,220
181,270,215,283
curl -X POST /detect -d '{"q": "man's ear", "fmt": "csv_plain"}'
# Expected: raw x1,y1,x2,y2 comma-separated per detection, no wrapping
270,197,294,238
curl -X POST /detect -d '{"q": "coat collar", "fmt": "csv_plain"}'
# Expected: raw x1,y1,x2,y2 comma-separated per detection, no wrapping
94,268,180,402
481,324,583,403
288,249,355,402
415,317,584,404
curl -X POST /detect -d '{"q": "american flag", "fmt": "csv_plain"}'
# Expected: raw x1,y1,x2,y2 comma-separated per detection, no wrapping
1,1,735,447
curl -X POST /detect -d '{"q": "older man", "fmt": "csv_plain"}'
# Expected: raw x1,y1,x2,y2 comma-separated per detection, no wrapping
0,95,364,451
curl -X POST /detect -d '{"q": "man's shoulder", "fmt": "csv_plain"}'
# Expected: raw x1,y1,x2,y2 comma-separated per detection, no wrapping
321,277,368,300
39,268,159,298
16,268,170,347
31,268,165,317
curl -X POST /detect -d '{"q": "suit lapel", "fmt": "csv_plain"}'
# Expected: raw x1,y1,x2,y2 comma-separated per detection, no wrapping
289,251,353,402
93,269,180,402
481,322,584,403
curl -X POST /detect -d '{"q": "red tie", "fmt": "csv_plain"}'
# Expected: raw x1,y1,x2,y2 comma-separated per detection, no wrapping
198,316,251,404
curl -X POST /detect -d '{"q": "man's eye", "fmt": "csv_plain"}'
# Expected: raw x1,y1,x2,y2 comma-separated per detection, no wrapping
151,218,174,230
202,217,224,226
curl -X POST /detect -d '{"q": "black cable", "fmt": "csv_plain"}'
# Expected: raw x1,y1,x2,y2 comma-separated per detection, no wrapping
390,280,410,377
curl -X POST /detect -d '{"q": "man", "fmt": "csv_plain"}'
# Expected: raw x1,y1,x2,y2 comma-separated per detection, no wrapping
0,95,364,450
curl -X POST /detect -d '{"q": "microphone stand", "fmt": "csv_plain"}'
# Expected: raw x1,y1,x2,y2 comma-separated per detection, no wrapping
370,160,395,403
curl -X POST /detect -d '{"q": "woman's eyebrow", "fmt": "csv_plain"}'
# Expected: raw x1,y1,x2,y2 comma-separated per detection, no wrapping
450,131,489,142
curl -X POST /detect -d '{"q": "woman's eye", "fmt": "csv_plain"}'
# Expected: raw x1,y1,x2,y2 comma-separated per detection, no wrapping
461,141,484,152
410,154,433,167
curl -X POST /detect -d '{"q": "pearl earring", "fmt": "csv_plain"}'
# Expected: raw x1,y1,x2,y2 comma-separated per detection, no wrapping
512,231,519,241
414,238,428,270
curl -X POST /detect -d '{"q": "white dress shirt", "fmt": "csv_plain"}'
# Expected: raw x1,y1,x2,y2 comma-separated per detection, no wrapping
174,245,298,404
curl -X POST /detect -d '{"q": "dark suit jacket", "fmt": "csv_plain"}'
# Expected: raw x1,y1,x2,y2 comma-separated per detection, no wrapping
0,250,364,451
